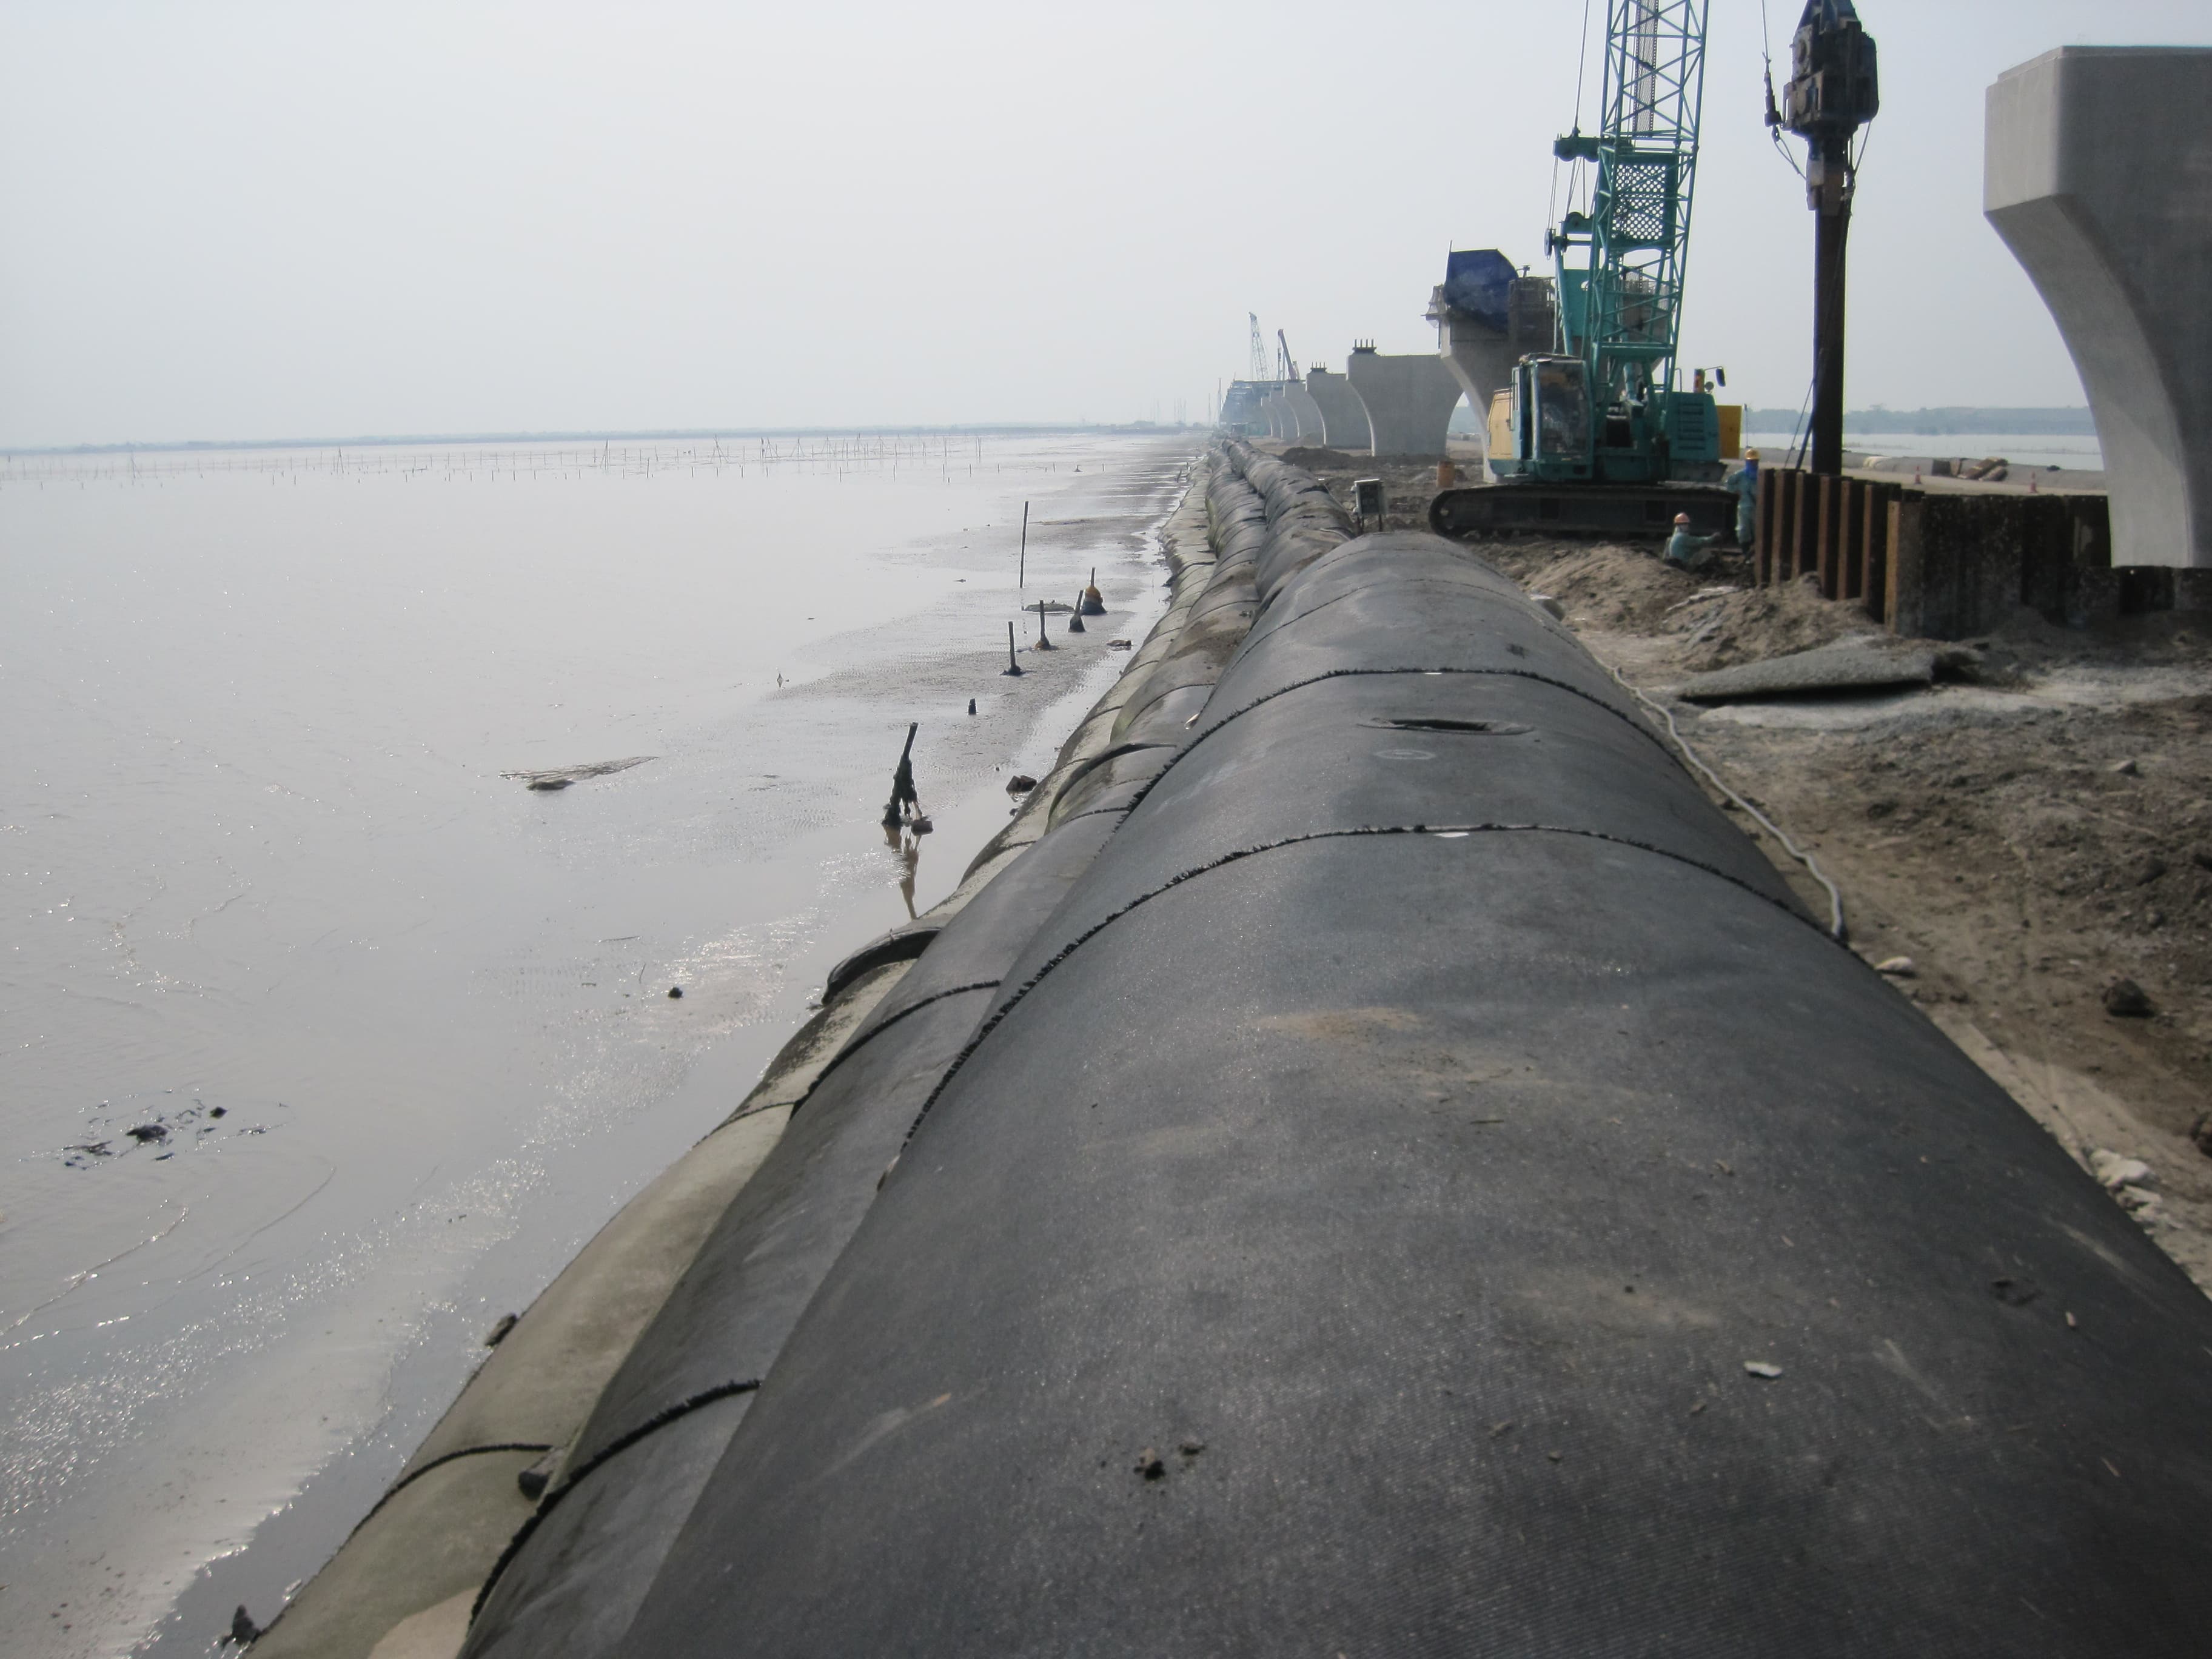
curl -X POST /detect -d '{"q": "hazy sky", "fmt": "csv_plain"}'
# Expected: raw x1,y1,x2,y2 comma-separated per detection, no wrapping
4,1,2207,447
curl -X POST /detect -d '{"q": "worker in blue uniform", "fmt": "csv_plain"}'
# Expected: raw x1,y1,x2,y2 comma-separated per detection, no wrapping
1663,512,1720,572
1726,447,1761,554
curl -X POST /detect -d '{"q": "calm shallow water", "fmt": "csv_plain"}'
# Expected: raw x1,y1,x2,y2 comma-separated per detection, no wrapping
0,430,1193,1655
1745,428,2105,473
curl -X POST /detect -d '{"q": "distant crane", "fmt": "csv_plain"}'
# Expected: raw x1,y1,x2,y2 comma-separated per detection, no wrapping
1247,315,1270,383
1275,330,1298,384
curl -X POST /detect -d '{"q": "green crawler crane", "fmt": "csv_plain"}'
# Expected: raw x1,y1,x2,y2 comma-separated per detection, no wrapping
1433,0,1735,539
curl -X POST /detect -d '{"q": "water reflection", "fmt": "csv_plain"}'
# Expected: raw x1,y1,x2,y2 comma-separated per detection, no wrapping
882,816,933,919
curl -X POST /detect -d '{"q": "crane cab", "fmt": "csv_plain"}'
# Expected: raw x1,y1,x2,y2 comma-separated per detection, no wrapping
1490,354,1723,486
1494,356,1595,481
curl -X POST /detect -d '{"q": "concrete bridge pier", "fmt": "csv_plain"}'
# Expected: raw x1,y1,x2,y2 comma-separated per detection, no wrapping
1260,386,1297,441
1433,306,1515,432
1285,381,1326,443
1986,46,2212,569
1344,345,1464,458
1428,255,1560,468
1218,380,1272,434
1304,368,1373,452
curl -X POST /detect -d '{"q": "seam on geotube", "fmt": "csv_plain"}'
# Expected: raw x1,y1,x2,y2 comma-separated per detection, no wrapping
363,1441,555,1529
1118,665,1677,822
895,820,1837,1158
1239,571,1563,651
783,982,1002,1115
469,1378,763,1623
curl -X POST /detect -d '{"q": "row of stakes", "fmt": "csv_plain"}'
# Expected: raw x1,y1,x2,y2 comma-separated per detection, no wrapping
892,564,1111,826
1004,566,1107,677
889,503,1114,825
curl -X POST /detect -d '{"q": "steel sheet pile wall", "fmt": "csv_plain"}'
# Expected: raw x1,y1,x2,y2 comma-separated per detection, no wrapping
476,446,2212,1656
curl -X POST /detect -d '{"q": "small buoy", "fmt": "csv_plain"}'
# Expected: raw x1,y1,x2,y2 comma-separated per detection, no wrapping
667,985,683,999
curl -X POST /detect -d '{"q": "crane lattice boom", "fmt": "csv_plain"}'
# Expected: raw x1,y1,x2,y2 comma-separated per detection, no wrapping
1551,0,1708,414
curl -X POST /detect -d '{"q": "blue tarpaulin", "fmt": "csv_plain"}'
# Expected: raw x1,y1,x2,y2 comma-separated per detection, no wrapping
1441,248,1516,333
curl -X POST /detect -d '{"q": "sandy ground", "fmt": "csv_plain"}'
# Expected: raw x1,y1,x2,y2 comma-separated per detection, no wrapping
1272,440,2212,1293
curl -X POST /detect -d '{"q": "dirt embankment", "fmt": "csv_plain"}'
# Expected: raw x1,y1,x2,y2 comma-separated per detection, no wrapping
1438,526,2212,1291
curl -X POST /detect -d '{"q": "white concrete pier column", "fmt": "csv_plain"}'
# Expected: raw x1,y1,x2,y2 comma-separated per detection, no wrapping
1429,272,1557,469
1285,382,1326,442
1433,300,1515,427
1304,369,1373,452
1986,47,2212,568
1344,346,1464,458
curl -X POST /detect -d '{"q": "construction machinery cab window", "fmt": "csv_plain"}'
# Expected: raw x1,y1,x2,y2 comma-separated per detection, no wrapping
1527,358,1590,464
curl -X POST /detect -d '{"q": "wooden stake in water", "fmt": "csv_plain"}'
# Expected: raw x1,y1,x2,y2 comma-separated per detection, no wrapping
1002,621,1024,677
1019,501,1028,588
881,722,920,828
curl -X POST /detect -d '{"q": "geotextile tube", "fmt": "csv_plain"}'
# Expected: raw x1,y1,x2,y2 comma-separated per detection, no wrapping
577,444,2205,1655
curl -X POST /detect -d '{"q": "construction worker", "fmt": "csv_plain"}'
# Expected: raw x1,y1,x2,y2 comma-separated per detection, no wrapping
1727,447,1761,553
1663,512,1720,573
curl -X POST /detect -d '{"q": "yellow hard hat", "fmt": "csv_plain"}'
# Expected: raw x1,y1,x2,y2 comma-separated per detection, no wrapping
1744,447,1761,460
1674,512,1692,524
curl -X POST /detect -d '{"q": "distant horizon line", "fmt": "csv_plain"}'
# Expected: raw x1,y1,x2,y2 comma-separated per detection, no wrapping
4,406,2097,458
0,420,1203,459
1740,404,2095,435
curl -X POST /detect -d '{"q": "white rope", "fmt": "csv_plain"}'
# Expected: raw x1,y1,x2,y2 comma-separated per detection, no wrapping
1608,663,1849,942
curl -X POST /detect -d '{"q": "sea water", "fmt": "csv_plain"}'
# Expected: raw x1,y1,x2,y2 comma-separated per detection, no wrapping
1744,427,2105,474
0,430,1193,1655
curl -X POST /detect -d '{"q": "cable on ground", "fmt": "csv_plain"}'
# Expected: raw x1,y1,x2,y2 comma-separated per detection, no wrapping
1608,662,1848,942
